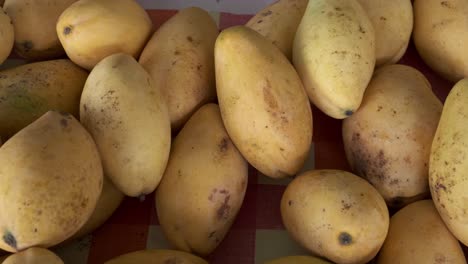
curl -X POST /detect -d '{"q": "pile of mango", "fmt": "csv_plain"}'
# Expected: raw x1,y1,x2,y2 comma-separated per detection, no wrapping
0,0,467,263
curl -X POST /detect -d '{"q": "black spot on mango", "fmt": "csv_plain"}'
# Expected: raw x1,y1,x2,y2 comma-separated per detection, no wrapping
63,26,73,35
3,231,16,250
338,232,352,246
20,41,33,53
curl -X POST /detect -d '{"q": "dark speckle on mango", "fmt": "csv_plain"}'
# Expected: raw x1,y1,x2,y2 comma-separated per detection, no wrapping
350,133,391,188
262,10,272,16
345,110,354,116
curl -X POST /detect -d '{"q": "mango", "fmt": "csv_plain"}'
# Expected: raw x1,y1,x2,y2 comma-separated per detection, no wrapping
413,0,468,82
139,7,218,131
105,249,207,264
343,65,442,207
357,0,413,66
0,8,13,64
246,0,308,60
293,0,375,119
0,111,103,252
80,53,170,197
377,200,466,264
0,59,87,139
156,104,247,256
68,176,124,240
57,0,152,70
281,170,389,264
2,247,63,264
3,0,77,60
429,78,468,246
215,26,312,179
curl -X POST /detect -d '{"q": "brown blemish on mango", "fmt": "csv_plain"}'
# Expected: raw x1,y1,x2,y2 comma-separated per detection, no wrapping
218,138,229,153
217,194,231,221
60,118,68,127
435,253,447,263
440,1,453,8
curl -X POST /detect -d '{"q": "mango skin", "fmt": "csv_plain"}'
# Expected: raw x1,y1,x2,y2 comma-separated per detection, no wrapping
80,53,171,197
3,0,77,60
104,249,208,264
156,104,248,256
2,247,63,264
246,0,308,60
0,111,103,252
0,8,13,64
68,176,124,240
413,0,468,82
293,0,375,119
429,78,468,246
0,59,88,139
139,7,218,131
357,0,412,66
215,26,312,179
56,0,152,70
281,170,389,264
343,65,442,207
265,255,331,264
377,200,466,264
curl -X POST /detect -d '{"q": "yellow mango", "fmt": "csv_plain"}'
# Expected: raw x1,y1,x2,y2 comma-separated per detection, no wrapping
3,0,77,60
0,8,13,64
139,7,218,131
57,0,152,70
0,111,103,252
0,60,87,139
377,200,466,264
246,0,308,60
429,78,468,246
215,26,312,179
105,249,207,264
2,247,63,264
80,53,171,197
293,0,375,119
343,65,442,207
281,170,389,264
156,104,247,256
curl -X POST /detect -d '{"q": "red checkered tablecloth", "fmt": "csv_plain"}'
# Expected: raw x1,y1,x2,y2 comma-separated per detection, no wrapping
2,4,458,264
